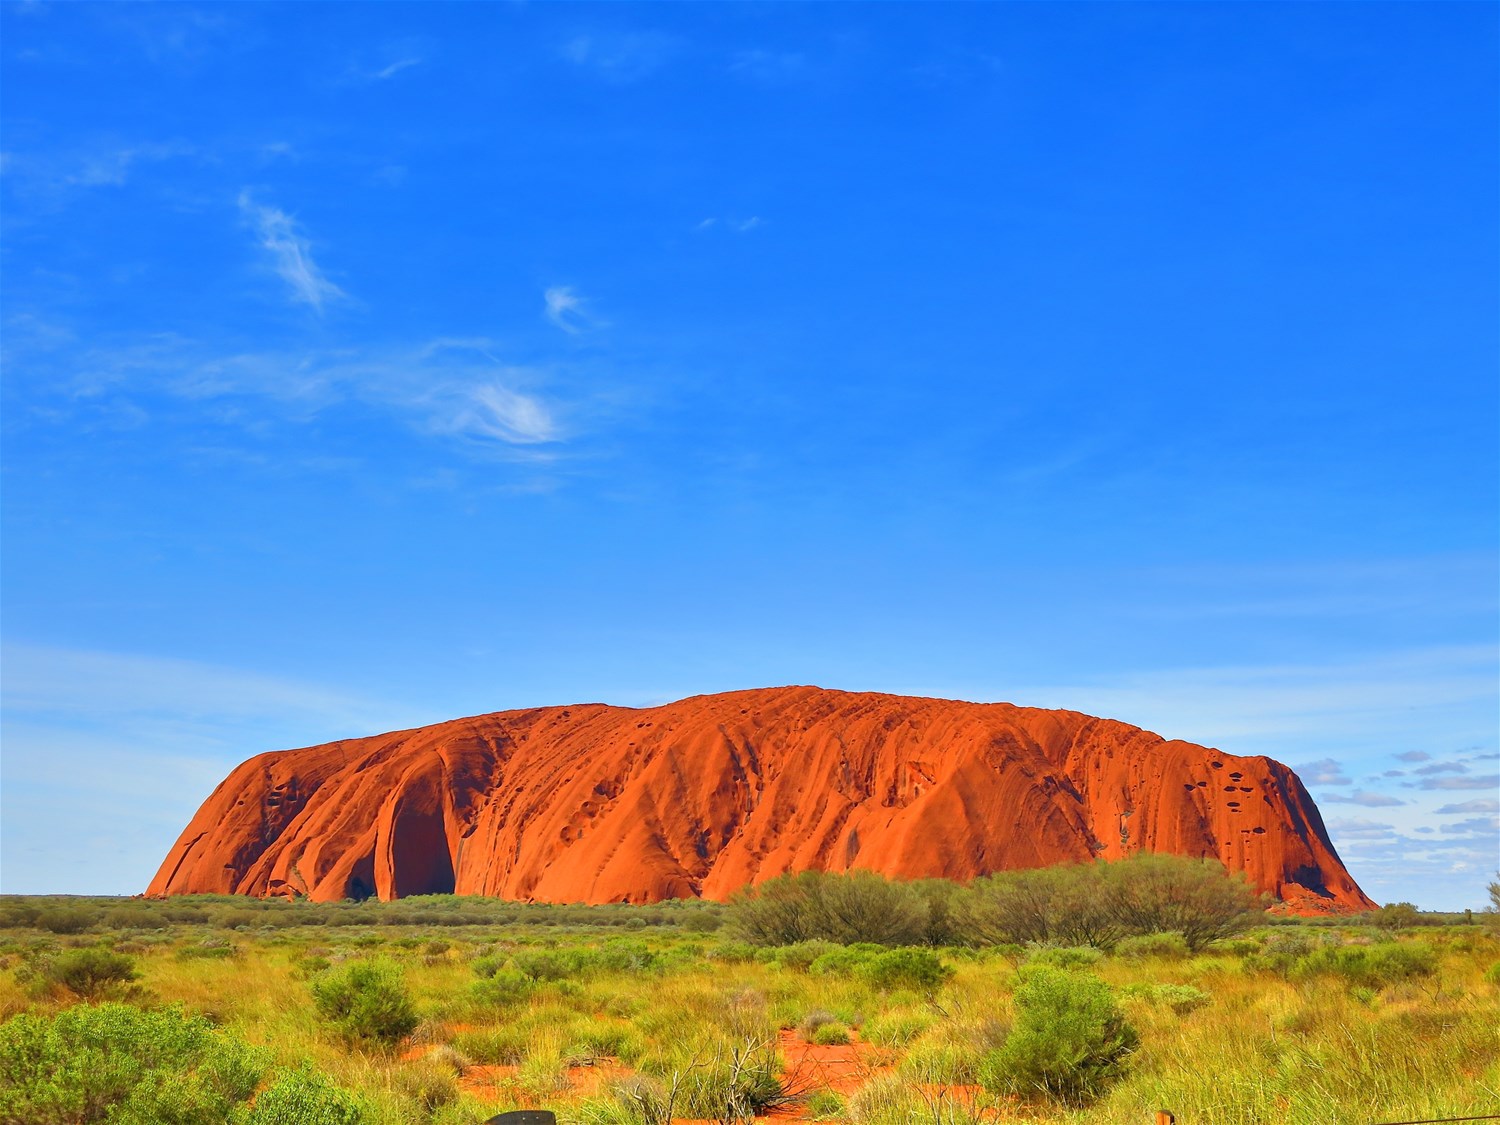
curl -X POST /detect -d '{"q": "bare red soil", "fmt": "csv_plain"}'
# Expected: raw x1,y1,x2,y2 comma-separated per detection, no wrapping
148,686,1373,911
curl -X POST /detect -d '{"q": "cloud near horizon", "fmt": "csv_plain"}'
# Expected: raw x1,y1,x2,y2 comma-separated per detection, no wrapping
1322,791,1407,807
1435,798,1499,814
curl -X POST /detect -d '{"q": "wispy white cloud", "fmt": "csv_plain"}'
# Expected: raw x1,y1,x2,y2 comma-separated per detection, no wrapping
237,191,346,313
3,141,195,205
374,56,423,80
1395,750,1432,762
7,327,566,454
729,49,807,84
544,285,593,334
67,141,194,187
443,383,557,445
561,31,680,81
696,215,764,234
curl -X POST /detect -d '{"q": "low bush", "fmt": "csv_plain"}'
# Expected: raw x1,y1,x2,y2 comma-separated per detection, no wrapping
35,907,99,935
513,949,586,982
0,1002,267,1124
808,944,881,977
767,940,842,972
674,1056,784,1122
1024,943,1103,969
898,1037,982,1084
176,938,237,960
470,968,534,1006
1290,942,1437,989
979,967,1138,1106
809,1021,851,1046
310,959,419,1046
798,1009,839,1037
858,948,953,994
805,1088,846,1119
1113,931,1191,960
860,1009,935,1047
245,1064,366,1125
42,946,140,999
452,1023,531,1064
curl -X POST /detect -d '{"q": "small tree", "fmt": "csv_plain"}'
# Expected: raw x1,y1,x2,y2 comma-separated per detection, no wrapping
727,871,928,946
1369,902,1420,930
310,960,418,1047
1101,854,1265,950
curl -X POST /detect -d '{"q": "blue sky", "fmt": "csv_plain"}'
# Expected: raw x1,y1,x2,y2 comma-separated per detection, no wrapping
2,2,1495,909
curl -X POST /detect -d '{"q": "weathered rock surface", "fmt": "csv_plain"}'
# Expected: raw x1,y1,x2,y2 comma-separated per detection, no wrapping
148,686,1374,911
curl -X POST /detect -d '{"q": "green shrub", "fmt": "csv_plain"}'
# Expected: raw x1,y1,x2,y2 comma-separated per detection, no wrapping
898,1038,981,1084
242,1064,365,1125
1215,937,1262,957
1290,942,1437,989
1113,931,1191,960
858,948,953,994
310,959,418,1046
567,1018,646,1064
674,1054,783,1122
35,907,99,935
810,1021,851,1046
1024,943,1103,969
729,871,929,946
805,1089,846,1119
390,1059,458,1116
470,968,534,1006
596,939,660,973
513,949,586,982
808,944,881,977
979,967,1138,1106
860,1009,935,1047
452,1024,531,1064
176,938,237,960
768,940,842,972
1243,931,1319,975
952,855,1263,950
1483,960,1500,987
1369,902,1421,930
42,946,140,999
0,1002,268,1125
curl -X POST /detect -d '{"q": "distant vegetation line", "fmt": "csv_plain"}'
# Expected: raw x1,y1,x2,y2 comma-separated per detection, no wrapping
0,856,1478,943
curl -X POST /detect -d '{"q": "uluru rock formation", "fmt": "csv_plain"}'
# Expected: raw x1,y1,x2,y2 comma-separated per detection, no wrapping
148,686,1374,912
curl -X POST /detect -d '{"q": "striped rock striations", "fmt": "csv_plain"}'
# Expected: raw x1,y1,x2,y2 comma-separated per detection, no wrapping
148,686,1373,912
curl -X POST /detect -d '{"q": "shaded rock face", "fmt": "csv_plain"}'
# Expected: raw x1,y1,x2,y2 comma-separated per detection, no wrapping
148,686,1374,912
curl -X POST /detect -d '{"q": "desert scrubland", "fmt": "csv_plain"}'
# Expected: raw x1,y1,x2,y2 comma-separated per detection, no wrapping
1,865,1496,1125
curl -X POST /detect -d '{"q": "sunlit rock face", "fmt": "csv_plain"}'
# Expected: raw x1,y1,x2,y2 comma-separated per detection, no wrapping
148,685,1374,913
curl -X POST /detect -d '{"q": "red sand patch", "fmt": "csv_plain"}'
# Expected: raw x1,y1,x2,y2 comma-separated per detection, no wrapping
777,1029,890,1099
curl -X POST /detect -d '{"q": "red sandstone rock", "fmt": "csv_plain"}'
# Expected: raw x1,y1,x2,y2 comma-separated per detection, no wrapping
147,686,1374,911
